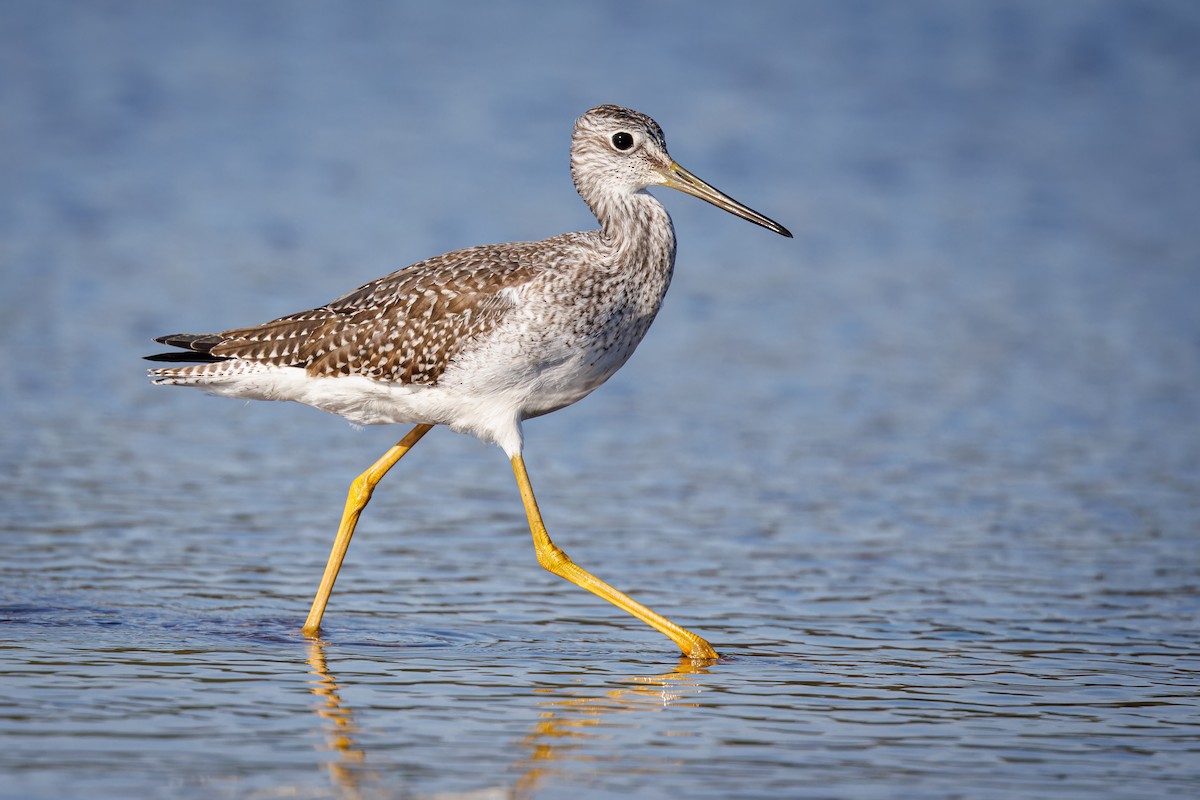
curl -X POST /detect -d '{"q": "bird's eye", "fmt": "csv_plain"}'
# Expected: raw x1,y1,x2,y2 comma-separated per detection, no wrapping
611,132,634,151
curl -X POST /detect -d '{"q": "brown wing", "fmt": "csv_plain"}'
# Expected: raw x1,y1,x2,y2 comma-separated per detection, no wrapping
204,242,542,385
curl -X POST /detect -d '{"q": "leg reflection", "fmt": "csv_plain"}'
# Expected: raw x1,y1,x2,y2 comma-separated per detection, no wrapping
304,647,714,800
307,641,367,798
514,658,712,798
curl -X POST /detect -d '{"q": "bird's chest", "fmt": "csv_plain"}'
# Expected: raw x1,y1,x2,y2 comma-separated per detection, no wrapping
541,265,670,370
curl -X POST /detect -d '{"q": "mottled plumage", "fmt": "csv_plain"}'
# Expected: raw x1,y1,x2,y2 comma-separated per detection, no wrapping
148,105,790,658
154,242,545,385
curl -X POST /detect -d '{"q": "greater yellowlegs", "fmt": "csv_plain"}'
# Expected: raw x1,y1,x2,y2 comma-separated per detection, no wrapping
148,105,791,659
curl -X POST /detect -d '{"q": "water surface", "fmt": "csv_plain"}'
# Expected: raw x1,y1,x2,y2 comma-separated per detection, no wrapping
2,2,1198,798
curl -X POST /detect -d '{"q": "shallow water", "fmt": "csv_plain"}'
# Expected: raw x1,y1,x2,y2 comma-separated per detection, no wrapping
2,1,1199,798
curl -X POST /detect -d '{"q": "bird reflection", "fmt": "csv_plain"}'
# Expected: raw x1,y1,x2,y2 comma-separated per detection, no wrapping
305,643,711,800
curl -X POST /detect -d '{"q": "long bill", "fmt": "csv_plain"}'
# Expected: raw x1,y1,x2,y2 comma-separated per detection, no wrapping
660,161,793,238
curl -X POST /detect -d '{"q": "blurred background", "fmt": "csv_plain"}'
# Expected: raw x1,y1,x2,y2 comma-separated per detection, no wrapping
1,2,1197,799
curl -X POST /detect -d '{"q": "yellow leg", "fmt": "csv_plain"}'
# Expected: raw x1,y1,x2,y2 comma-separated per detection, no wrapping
301,424,434,638
510,454,718,660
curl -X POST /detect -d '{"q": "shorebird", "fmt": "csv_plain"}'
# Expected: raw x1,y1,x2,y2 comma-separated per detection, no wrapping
148,105,791,659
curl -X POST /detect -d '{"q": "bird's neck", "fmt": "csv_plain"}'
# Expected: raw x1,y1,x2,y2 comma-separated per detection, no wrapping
592,188,677,276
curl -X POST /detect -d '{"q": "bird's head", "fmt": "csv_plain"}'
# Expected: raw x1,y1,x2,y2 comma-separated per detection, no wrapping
571,104,791,238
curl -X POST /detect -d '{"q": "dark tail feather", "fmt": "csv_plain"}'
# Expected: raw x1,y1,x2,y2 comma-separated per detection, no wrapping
145,351,225,363
145,332,228,363
154,333,225,352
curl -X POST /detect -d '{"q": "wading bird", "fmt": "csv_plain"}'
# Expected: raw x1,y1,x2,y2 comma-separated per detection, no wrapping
148,105,791,659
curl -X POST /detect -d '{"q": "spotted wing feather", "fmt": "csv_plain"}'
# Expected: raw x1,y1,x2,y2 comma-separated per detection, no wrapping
151,242,543,385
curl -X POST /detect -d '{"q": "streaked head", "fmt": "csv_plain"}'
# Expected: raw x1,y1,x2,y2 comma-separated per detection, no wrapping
571,105,792,238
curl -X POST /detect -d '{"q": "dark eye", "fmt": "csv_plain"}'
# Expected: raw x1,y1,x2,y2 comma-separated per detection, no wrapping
611,131,634,151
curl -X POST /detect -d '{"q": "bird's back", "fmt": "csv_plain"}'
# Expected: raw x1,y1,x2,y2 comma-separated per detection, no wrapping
151,236,564,385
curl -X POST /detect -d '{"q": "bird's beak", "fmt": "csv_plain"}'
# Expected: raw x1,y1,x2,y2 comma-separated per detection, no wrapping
660,161,792,238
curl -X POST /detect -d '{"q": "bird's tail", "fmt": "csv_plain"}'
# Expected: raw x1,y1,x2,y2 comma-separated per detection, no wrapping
144,333,226,363
146,333,234,384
